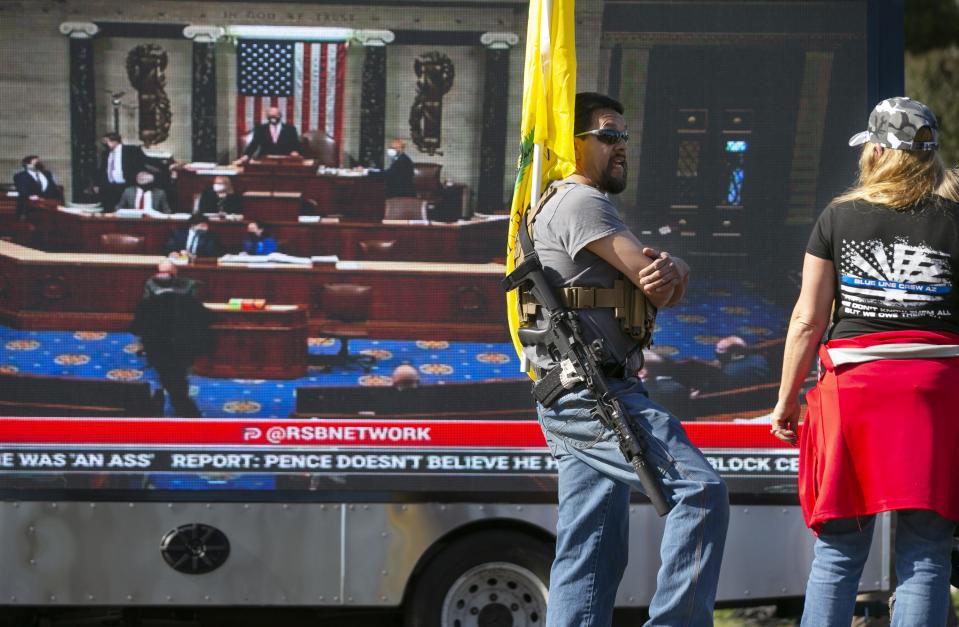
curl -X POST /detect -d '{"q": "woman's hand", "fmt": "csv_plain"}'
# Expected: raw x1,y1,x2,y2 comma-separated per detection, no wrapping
770,398,800,444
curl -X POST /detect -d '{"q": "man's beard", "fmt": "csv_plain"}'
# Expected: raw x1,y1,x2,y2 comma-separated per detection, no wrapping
599,163,627,195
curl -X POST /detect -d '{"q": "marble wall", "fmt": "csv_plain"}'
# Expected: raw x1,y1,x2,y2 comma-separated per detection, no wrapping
385,44,484,195
0,3,70,194
93,36,193,158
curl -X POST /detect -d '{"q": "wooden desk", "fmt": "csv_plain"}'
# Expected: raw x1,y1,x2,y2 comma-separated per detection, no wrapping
243,159,317,175
195,304,308,379
241,191,303,223
0,197,24,240
29,205,507,262
0,242,508,342
0,196,16,217
177,168,385,222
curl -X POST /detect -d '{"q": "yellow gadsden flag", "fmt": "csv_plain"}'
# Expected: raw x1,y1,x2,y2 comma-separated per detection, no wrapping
506,0,577,369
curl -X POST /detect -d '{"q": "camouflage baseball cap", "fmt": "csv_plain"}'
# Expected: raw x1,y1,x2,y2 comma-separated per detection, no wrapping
848,97,938,151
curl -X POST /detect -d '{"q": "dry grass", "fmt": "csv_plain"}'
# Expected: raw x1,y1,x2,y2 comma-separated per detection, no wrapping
712,588,959,626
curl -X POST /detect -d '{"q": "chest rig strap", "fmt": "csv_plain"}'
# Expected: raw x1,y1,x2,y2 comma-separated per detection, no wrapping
515,181,657,349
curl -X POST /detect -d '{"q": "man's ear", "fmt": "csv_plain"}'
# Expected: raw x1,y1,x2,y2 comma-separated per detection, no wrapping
573,137,586,169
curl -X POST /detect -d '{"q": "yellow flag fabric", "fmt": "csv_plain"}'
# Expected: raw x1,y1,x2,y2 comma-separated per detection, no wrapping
505,0,577,371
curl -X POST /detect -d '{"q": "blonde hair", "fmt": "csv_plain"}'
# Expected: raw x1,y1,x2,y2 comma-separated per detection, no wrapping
937,168,959,202
832,130,944,211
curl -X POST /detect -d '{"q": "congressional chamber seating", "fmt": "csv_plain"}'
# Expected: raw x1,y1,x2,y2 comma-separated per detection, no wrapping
0,372,165,417
659,338,789,420
292,379,536,419
357,239,397,260
430,183,469,222
411,163,469,222
412,162,443,203
301,197,321,216
99,233,147,254
384,197,429,221
300,131,340,167
308,284,375,372
682,381,783,420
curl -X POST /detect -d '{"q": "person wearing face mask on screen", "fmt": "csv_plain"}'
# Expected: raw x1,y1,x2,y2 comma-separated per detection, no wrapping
116,170,171,213
384,138,415,198
235,106,302,164
13,155,62,220
195,175,243,215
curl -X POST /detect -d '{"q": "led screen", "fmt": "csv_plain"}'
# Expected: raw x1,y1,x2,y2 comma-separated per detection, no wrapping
0,0,876,499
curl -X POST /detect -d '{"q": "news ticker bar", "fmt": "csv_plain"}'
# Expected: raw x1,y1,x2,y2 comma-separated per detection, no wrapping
0,447,797,477
0,418,794,449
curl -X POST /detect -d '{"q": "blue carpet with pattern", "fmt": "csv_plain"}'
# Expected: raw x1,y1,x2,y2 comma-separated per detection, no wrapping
0,279,787,417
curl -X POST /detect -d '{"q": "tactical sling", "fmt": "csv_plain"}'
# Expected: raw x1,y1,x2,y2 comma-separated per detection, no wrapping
513,183,657,348
502,186,672,516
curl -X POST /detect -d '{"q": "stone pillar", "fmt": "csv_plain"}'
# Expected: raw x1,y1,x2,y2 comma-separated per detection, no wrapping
477,33,518,214
60,22,100,202
575,0,605,92
184,26,225,163
354,30,394,169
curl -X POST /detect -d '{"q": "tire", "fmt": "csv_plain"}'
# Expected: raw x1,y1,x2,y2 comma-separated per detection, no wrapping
404,529,553,627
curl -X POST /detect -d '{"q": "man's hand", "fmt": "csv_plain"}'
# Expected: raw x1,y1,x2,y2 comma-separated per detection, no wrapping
585,235,688,308
638,247,687,294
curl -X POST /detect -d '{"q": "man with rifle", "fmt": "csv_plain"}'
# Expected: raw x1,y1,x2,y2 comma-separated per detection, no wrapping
504,92,729,626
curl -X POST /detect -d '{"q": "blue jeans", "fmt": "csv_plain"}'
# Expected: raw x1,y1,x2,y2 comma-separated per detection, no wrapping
801,510,956,627
538,377,729,627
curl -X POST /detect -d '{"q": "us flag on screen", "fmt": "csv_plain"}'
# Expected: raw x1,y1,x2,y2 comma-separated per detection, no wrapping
236,40,347,143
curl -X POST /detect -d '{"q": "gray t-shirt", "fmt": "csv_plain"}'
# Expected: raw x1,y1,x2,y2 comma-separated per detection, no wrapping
521,181,643,371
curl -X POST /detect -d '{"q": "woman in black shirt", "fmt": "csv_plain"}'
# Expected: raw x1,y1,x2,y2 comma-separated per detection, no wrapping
771,97,959,627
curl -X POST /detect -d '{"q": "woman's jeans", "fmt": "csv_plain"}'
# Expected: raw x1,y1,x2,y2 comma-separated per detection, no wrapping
801,510,956,627
537,377,730,627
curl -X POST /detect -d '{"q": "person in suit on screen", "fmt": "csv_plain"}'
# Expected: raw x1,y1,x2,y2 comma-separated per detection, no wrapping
95,132,146,212
236,106,302,163
116,171,172,213
165,214,221,258
13,155,62,220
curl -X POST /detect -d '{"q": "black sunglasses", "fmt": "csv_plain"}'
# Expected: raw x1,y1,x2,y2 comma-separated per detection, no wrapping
575,128,629,145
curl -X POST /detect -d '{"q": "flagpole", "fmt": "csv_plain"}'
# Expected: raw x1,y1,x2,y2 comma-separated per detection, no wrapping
518,143,544,373
531,0,549,207
530,144,543,206
507,0,575,373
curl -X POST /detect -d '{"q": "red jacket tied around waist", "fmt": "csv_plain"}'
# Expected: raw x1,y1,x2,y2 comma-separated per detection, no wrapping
800,329,959,530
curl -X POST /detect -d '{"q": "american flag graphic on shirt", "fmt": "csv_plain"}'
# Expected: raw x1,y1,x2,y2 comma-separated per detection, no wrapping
236,40,347,145
839,238,953,315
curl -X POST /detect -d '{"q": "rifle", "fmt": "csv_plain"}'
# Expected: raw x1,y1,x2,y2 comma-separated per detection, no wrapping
502,231,672,517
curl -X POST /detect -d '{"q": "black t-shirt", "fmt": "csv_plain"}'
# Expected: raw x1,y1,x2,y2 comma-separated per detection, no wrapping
806,196,959,339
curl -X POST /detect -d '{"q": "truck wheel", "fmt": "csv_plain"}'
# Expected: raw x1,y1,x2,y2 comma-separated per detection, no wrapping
404,529,553,627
